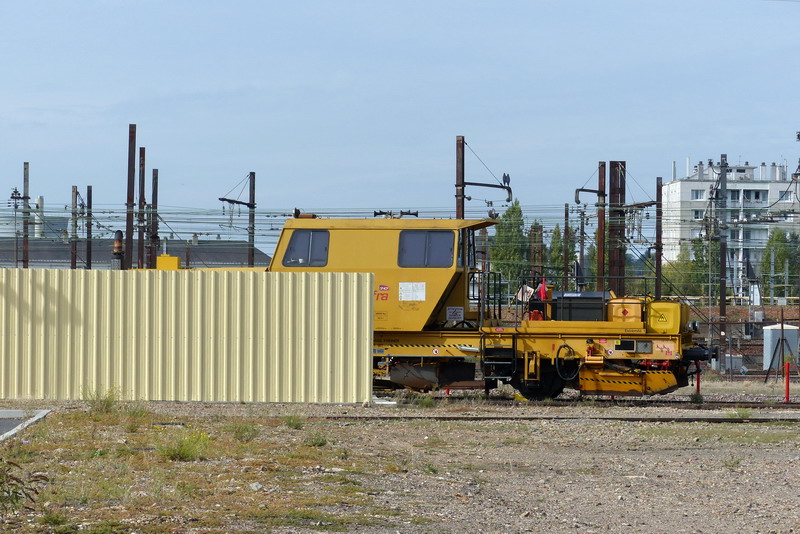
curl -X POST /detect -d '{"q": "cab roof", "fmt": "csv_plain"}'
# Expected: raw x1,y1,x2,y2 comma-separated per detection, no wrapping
283,218,497,231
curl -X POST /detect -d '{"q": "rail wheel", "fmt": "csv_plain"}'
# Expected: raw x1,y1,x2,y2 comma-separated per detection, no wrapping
511,371,566,401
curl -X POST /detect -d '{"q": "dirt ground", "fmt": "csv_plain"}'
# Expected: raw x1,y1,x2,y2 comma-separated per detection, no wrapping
1,382,799,533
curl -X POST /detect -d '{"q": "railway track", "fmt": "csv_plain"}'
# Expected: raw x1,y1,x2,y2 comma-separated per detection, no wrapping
321,413,800,424
355,395,800,423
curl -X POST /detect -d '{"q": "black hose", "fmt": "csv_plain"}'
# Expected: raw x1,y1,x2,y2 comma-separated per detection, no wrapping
555,344,581,381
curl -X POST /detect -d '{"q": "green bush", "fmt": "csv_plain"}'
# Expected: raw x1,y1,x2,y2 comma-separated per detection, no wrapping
226,421,260,443
305,432,328,447
82,387,120,415
159,430,210,462
282,415,305,430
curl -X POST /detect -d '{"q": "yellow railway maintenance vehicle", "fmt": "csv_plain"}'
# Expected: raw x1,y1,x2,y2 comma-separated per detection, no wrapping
269,215,713,400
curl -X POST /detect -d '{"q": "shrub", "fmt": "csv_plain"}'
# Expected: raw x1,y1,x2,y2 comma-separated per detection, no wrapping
0,458,48,514
82,387,120,415
227,421,260,443
283,415,305,430
159,430,210,462
305,432,328,447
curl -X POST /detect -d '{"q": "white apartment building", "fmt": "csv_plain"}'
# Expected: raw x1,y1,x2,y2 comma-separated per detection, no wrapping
663,158,800,295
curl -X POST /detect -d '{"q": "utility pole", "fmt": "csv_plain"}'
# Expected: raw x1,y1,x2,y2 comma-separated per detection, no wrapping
655,177,663,299
456,136,465,219
149,169,159,268
217,172,257,266
138,147,146,269
579,208,585,275
529,221,544,283
71,186,78,269
770,248,775,304
125,124,136,270
785,259,789,299
86,186,93,269
597,162,606,291
608,161,626,296
248,171,256,267
23,162,30,268
563,203,570,291
719,154,728,340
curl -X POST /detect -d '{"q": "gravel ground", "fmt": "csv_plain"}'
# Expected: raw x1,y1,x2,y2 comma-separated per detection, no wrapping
2,386,800,533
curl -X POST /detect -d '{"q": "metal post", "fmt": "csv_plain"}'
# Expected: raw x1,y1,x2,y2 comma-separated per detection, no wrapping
86,186,92,269
112,230,124,270
719,154,728,341
138,146,146,269
125,124,136,270
609,161,626,296
456,136,465,219
579,209,585,276
248,171,256,267
22,162,30,268
596,162,606,292
563,203,570,291
71,186,78,269
149,169,159,268
785,259,789,299
770,248,775,304
655,176,663,299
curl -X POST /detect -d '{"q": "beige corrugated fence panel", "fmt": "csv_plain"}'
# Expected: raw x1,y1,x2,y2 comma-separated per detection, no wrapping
0,269,373,403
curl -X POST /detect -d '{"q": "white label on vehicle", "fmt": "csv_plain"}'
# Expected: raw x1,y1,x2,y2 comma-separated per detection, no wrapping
399,282,426,301
446,306,464,321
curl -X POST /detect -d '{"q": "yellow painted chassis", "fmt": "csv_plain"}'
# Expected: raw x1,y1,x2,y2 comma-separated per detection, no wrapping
374,319,693,397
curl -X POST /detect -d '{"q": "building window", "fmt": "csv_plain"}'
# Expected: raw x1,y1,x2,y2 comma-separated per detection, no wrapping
691,190,704,200
692,210,703,220
398,230,454,268
282,230,329,267
728,190,740,202
779,190,792,202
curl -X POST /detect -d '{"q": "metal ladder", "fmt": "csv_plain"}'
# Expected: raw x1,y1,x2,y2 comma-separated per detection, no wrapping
480,334,517,380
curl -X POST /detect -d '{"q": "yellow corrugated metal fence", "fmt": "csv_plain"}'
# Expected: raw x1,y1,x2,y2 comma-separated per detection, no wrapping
0,269,373,403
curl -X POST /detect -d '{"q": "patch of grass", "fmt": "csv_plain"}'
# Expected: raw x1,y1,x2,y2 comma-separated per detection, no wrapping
305,432,328,447
728,407,753,419
422,462,439,475
82,386,121,415
689,392,704,404
159,430,210,462
502,437,528,445
84,520,126,534
640,425,794,444
225,420,260,443
722,456,742,471
88,448,109,459
283,415,306,430
41,511,70,526
414,436,446,448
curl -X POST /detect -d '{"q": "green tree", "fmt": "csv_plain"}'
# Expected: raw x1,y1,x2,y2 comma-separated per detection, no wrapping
663,243,697,296
691,236,720,303
489,199,529,286
760,229,795,298
546,224,578,290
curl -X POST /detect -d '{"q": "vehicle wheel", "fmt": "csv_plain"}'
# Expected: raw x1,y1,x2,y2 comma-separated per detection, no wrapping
511,371,566,401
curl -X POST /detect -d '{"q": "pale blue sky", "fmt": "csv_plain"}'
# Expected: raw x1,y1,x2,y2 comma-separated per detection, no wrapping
2,0,799,220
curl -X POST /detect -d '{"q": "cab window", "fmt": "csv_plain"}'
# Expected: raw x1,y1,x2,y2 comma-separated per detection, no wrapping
282,230,329,267
398,230,454,268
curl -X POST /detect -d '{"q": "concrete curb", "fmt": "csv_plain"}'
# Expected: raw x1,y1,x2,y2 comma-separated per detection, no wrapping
0,410,51,441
